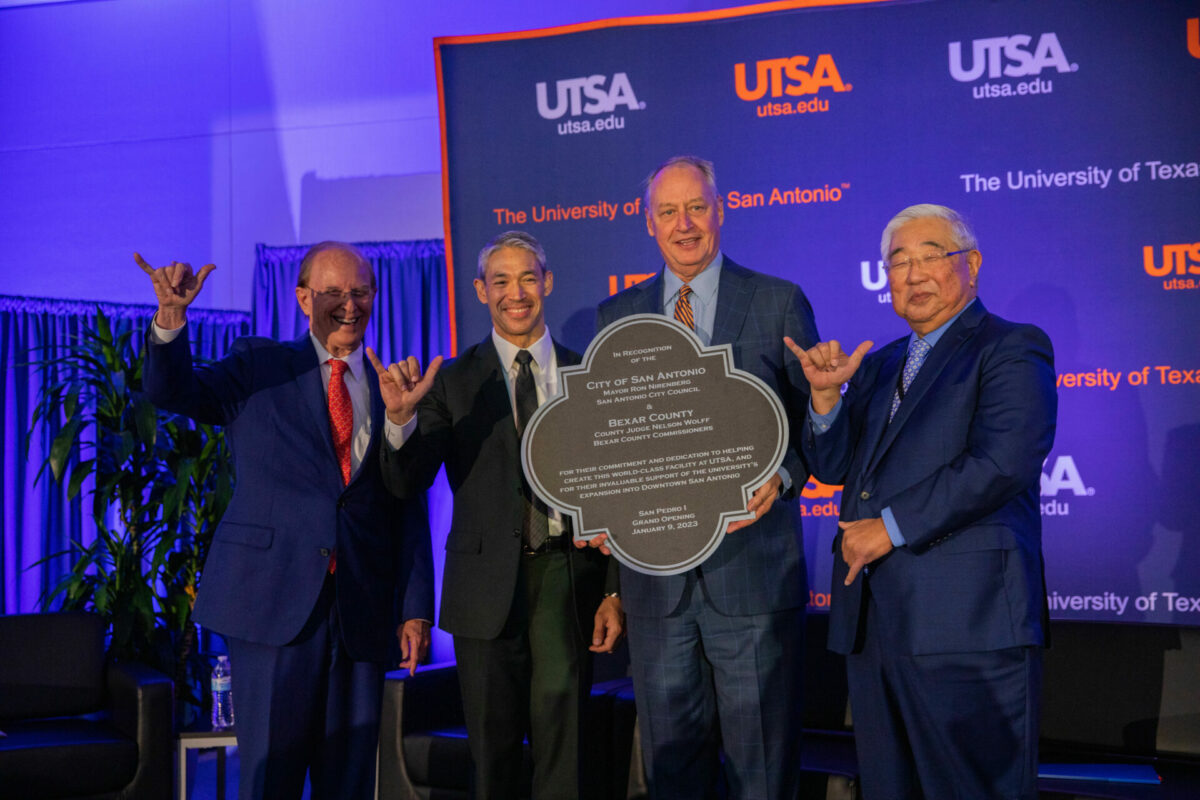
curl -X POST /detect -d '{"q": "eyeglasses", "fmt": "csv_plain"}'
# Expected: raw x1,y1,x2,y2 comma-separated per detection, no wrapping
306,286,376,303
885,250,969,273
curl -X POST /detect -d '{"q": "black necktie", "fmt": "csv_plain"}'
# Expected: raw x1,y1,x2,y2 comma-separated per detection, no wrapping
514,351,549,551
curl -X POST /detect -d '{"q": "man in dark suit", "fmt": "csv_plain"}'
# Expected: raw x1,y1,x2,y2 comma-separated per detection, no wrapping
590,156,819,800
137,242,434,800
789,204,1057,799
370,231,624,800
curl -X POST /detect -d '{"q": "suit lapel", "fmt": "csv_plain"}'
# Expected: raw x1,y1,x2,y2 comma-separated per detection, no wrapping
291,335,339,469
629,273,664,317
862,339,907,476
711,259,754,346
554,341,582,369
867,301,989,473
473,336,521,462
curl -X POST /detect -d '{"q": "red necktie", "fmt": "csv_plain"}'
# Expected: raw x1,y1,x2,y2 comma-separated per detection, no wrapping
674,284,694,330
327,359,353,485
327,359,352,574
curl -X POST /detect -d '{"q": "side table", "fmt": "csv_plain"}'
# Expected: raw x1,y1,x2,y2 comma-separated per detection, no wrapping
178,725,237,799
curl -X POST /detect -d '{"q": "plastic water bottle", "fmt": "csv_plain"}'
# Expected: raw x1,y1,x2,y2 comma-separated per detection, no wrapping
210,655,235,730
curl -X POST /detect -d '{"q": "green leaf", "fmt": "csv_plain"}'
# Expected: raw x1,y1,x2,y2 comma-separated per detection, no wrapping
132,398,159,447
49,416,84,483
63,383,81,420
163,458,194,521
94,308,112,343
67,458,95,500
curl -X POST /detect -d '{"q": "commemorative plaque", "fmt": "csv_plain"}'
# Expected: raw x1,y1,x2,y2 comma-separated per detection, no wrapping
521,314,789,576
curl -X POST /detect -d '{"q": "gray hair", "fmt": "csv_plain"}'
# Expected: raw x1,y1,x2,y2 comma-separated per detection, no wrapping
643,155,719,210
477,230,547,280
880,204,979,260
296,241,375,288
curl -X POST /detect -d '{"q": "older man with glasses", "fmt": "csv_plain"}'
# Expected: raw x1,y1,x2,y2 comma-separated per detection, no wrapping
787,204,1057,799
137,242,434,800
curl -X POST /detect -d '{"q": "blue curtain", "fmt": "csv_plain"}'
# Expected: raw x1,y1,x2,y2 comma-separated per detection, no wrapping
0,295,250,614
254,239,455,662
254,239,451,365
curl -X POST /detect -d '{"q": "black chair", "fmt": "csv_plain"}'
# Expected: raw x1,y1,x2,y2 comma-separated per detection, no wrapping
0,611,174,800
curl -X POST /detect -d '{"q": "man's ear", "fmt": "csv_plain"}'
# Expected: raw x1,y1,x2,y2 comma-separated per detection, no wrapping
296,286,313,319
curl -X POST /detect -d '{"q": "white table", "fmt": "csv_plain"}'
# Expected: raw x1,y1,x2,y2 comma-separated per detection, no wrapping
177,726,237,799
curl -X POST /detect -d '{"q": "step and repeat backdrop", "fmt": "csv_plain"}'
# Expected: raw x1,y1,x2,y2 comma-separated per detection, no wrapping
436,0,1200,623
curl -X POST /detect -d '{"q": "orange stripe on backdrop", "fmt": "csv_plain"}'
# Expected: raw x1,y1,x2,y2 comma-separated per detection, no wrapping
433,39,459,356
432,0,893,355
435,0,891,45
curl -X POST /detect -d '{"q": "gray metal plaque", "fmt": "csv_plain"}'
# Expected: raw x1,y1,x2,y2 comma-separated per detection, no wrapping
521,315,789,576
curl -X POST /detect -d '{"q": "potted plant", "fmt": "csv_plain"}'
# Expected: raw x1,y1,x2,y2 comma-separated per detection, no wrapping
30,307,234,724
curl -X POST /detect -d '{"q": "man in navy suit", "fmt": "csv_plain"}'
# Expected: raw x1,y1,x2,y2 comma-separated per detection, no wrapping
371,231,624,800
789,204,1057,799
590,156,819,799
138,242,435,800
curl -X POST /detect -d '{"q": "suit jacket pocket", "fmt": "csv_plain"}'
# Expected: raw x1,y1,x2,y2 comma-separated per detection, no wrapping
933,525,1016,554
445,528,483,554
215,522,274,549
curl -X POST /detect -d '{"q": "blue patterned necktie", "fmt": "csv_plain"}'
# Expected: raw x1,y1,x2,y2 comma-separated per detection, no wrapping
889,337,932,422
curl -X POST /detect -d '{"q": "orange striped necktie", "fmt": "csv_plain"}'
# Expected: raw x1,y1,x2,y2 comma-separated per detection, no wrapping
674,283,694,330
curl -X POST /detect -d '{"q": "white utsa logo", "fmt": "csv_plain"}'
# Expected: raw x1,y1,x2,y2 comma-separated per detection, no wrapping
535,73,643,119
949,33,1076,82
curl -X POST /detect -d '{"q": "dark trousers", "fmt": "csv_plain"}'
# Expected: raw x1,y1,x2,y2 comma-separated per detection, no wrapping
454,548,589,800
625,571,804,800
847,596,1043,800
228,576,385,800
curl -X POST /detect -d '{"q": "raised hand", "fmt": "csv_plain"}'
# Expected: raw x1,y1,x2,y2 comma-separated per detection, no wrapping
135,252,216,330
783,337,872,414
366,348,443,426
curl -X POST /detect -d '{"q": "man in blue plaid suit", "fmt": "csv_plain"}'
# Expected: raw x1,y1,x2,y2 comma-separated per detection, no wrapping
591,156,820,800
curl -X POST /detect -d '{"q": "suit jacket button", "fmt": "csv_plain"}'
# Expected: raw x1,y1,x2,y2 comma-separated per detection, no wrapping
319,547,331,557
512,529,521,538
859,490,870,500
337,498,346,509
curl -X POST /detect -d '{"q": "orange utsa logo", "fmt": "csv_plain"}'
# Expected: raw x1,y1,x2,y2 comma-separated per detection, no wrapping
734,54,849,100
1143,243,1200,277
801,477,841,499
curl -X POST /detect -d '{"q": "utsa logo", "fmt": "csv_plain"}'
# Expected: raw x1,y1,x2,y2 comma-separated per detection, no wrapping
734,54,849,100
1041,455,1092,497
1143,243,1200,277
535,73,643,120
948,33,1076,82
1144,242,1200,291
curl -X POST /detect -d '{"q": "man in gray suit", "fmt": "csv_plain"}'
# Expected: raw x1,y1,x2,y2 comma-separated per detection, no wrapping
589,156,820,799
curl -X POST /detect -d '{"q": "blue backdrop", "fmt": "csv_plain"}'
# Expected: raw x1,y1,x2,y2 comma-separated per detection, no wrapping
437,0,1200,623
